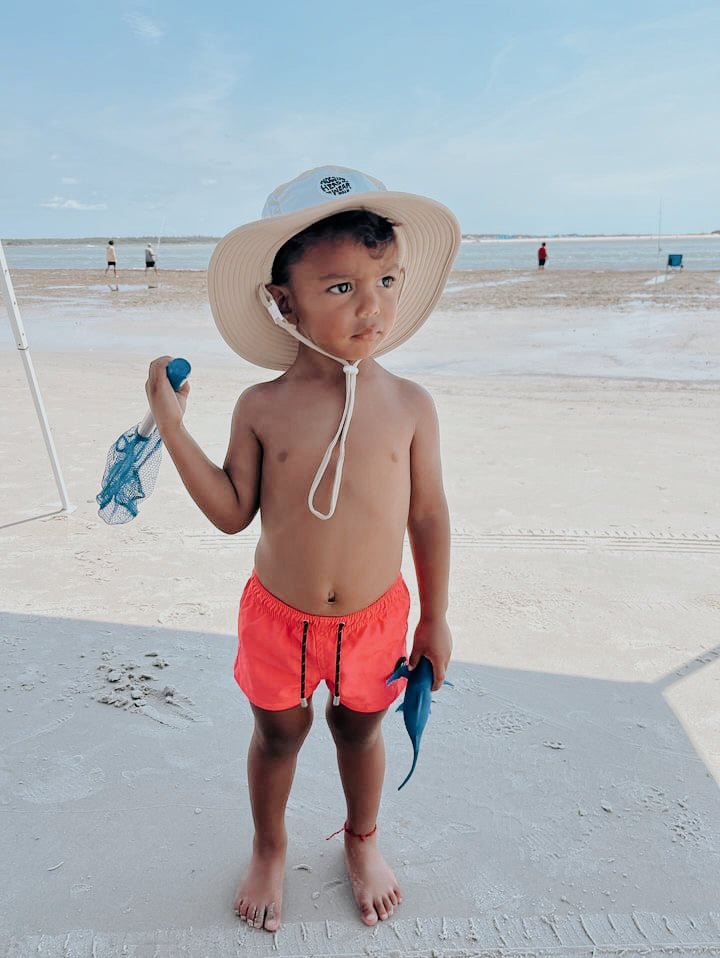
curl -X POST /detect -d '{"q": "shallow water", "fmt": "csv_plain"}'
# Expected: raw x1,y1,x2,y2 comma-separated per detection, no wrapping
5,235,720,271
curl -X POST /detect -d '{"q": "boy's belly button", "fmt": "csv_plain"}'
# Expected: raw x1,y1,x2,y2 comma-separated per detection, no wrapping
327,591,336,604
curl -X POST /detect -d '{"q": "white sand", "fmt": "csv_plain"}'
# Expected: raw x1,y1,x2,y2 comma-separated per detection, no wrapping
1,269,720,956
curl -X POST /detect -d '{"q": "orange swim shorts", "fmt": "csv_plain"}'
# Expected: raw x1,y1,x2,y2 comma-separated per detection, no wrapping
234,572,409,713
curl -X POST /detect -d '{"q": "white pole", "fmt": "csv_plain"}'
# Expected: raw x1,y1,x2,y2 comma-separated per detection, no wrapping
0,240,74,513
156,213,166,257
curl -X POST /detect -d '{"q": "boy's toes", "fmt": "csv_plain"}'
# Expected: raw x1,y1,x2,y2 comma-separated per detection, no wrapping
234,895,280,932
360,900,379,926
240,901,257,923
264,903,281,932
376,896,394,920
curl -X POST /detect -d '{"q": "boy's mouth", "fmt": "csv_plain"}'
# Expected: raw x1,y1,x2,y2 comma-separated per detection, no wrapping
352,327,382,341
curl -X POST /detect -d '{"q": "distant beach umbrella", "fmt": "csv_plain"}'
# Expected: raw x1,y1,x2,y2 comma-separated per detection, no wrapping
97,358,190,524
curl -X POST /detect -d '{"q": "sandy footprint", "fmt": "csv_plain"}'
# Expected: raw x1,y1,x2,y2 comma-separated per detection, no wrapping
16,752,105,804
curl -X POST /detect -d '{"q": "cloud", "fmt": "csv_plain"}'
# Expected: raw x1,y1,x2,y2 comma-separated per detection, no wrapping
61,177,78,185
41,197,108,211
124,13,164,42
200,178,217,186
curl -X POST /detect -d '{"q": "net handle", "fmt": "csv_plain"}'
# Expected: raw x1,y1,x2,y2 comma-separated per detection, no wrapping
138,358,191,437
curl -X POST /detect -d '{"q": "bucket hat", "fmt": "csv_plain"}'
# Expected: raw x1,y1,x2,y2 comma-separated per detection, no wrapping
208,165,461,370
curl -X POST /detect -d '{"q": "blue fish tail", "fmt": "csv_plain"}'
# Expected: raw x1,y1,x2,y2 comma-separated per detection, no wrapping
397,747,420,790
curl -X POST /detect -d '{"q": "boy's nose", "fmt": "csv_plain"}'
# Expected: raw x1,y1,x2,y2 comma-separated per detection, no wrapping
357,289,381,319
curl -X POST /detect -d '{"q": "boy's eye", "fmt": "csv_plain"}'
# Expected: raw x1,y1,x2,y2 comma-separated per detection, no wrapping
328,282,352,294
380,275,395,288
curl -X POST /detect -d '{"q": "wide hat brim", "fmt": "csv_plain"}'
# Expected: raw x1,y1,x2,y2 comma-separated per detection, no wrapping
207,192,461,370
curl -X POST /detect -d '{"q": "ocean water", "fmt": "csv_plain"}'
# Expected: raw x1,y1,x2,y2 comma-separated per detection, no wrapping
3,235,720,271
456,235,720,271
2,240,215,271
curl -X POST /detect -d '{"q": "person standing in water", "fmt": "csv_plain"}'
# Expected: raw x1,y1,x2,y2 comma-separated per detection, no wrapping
105,240,118,277
537,241,548,269
145,243,158,277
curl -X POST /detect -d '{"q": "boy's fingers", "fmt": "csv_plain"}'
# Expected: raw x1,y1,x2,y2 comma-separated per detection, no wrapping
149,355,172,370
429,659,446,690
148,356,173,384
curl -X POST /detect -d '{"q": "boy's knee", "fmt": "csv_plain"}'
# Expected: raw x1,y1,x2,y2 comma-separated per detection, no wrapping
255,732,301,759
327,707,384,751
253,708,313,758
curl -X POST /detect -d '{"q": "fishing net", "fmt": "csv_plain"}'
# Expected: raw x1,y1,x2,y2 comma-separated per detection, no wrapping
96,426,163,524
96,357,190,525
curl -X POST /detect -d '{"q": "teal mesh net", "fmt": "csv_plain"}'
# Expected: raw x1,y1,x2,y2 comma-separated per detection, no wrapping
96,358,190,525
97,426,163,524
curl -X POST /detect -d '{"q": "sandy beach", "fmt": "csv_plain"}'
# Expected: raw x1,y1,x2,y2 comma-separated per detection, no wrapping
2,266,720,956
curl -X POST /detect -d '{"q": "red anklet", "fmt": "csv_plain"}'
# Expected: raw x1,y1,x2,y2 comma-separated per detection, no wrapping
326,821,377,841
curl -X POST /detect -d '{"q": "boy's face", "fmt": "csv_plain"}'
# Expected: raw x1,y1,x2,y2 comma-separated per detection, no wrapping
268,236,402,361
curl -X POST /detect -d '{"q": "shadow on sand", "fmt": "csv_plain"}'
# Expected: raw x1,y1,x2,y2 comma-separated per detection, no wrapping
1,612,719,956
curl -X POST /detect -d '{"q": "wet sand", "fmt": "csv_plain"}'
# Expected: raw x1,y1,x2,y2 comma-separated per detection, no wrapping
9,265,720,313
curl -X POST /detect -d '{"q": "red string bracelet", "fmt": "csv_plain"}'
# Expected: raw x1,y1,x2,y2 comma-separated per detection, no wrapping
326,821,377,841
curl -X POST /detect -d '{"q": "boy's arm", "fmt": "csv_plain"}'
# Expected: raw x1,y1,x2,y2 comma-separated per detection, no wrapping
146,357,260,534
407,385,452,690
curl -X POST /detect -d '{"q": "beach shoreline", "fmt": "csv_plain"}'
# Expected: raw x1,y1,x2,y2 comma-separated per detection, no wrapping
5,267,720,382
9,265,720,310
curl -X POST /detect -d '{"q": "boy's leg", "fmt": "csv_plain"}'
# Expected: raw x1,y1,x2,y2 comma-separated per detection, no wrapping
326,701,402,926
235,701,314,931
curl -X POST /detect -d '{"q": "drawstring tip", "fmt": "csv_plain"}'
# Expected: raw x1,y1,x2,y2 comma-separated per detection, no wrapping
332,694,340,707
300,697,308,708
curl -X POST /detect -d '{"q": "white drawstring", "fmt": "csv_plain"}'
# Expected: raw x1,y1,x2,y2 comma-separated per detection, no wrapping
259,286,361,520
306,363,358,519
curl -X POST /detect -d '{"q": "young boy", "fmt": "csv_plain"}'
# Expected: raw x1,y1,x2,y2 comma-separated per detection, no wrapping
146,166,460,932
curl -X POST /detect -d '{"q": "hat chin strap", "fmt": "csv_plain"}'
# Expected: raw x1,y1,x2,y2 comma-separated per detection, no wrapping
259,286,360,520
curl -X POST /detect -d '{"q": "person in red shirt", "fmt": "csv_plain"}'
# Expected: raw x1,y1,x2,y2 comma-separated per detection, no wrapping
537,241,548,269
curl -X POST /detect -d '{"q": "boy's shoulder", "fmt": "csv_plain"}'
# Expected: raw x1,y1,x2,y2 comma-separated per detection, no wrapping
379,367,436,407
230,377,283,420
236,375,286,401
368,368,439,431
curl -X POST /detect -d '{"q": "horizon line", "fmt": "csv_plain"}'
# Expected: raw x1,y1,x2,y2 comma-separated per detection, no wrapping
4,231,720,245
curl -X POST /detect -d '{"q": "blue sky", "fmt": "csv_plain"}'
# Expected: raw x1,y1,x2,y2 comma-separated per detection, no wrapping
2,0,718,237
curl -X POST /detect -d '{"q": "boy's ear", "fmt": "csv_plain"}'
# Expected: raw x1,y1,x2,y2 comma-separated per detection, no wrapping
265,284,295,321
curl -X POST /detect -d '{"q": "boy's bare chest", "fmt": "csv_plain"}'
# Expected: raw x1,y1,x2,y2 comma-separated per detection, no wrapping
257,386,414,474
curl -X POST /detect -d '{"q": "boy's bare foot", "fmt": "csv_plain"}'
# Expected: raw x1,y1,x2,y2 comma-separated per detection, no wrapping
344,830,402,926
234,839,286,931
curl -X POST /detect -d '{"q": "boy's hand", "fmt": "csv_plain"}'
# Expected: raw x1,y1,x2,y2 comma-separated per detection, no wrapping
145,356,190,433
408,617,452,690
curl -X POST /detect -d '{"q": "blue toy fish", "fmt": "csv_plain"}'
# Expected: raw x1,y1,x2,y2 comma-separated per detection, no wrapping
386,655,452,790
